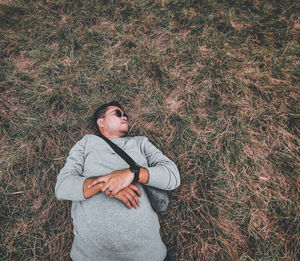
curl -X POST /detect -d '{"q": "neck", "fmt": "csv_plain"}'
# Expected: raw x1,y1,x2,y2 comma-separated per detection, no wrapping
99,129,126,139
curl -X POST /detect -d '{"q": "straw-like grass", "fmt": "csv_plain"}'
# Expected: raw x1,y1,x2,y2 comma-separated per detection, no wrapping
1,0,299,260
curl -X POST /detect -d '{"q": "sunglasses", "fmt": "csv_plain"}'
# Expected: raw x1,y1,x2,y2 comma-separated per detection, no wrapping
111,109,128,119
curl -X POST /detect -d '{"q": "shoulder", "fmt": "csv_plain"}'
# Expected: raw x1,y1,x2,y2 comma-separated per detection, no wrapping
128,135,150,145
128,136,159,153
83,134,100,140
82,134,108,146
75,134,98,144
73,134,106,149
129,135,148,141
123,136,149,150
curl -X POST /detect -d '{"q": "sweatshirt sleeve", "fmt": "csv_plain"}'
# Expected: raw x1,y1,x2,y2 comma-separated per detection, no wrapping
142,137,181,190
55,135,88,201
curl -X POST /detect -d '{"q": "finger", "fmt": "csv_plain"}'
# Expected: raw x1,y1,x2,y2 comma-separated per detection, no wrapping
110,185,121,197
101,180,112,193
125,193,138,209
130,184,141,197
128,189,140,207
105,185,116,198
120,195,132,209
109,187,116,198
88,176,106,188
104,188,111,196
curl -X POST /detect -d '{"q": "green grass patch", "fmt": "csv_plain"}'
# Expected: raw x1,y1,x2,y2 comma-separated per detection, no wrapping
1,0,299,260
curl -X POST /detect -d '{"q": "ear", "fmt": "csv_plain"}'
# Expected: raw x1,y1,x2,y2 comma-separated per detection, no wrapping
97,118,104,128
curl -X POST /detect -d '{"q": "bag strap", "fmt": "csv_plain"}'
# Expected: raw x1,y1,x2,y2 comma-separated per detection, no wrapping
98,133,137,168
98,133,169,213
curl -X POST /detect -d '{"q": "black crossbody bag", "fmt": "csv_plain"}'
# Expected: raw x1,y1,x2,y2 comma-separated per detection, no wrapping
98,133,169,213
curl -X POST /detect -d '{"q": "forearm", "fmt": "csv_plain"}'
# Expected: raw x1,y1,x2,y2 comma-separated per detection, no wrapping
142,136,181,190
87,167,149,197
146,164,180,190
83,177,105,199
55,135,89,201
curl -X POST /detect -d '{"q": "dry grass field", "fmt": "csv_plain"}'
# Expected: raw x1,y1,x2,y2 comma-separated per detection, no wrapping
0,0,299,260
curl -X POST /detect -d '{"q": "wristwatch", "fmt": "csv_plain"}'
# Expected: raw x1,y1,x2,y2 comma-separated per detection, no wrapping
130,165,140,183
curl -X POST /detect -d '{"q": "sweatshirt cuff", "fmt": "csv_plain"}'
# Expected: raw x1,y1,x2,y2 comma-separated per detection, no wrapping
56,176,88,201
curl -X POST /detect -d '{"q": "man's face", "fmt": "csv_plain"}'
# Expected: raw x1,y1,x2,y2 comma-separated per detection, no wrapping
97,106,129,138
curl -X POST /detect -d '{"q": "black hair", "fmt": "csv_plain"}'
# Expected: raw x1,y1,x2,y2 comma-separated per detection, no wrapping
91,101,123,134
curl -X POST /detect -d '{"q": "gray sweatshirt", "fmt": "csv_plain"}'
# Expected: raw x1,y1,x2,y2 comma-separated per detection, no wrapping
55,134,180,261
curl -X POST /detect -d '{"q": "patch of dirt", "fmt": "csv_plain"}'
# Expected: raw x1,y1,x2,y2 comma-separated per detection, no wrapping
166,93,183,113
231,22,243,30
11,53,35,73
199,45,211,57
61,57,72,67
0,0,13,4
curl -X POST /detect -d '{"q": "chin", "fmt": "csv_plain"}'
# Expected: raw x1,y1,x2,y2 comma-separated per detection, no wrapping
120,128,128,135
121,126,129,132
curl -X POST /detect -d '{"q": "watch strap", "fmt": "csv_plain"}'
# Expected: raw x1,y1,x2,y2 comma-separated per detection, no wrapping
130,165,140,183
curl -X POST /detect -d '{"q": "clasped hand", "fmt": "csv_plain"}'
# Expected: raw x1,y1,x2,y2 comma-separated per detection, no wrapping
114,184,141,209
89,168,134,197
88,168,140,209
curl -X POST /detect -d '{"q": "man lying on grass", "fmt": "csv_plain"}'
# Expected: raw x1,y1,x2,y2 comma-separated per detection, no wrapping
55,101,180,261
